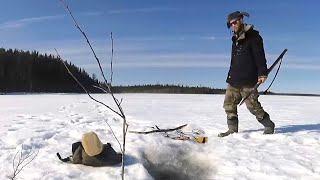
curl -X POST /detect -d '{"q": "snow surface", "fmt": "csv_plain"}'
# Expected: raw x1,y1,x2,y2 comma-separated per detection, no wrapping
0,93,319,180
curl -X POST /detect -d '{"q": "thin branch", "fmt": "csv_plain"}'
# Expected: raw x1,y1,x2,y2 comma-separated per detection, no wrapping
59,0,109,85
155,125,170,138
104,119,123,152
119,98,123,106
11,146,39,180
15,150,39,177
129,124,188,134
110,32,114,83
59,0,127,121
12,151,19,177
93,85,111,94
93,85,124,107
121,123,129,177
54,49,122,118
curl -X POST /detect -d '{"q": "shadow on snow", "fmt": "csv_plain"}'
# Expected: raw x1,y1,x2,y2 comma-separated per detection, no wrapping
242,123,320,134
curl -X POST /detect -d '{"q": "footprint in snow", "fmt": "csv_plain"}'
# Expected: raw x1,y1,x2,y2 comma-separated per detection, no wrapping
41,131,57,140
15,121,26,124
59,106,69,112
7,128,19,131
16,114,36,120
35,129,46,133
9,119,27,127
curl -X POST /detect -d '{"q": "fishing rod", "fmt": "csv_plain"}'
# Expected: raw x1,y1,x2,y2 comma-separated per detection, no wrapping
239,48,288,106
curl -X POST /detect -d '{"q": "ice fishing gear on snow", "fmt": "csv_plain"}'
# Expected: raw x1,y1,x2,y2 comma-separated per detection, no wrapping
196,136,209,143
57,131,122,167
129,124,188,134
130,124,208,143
163,128,208,143
261,50,287,95
239,48,288,106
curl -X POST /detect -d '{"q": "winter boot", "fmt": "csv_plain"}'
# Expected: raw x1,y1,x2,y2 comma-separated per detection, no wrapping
258,112,275,134
218,117,238,137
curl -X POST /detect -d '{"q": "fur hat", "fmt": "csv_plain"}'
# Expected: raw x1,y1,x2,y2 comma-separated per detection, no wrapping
81,131,103,157
227,11,249,28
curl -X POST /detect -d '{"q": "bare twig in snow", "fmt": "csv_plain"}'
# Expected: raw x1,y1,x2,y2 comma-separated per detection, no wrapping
11,145,39,180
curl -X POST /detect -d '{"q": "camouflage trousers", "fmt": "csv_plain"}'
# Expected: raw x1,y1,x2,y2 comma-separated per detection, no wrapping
223,84,266,121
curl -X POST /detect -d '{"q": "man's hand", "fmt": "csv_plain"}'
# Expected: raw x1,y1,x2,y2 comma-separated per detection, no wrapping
258,76,267,84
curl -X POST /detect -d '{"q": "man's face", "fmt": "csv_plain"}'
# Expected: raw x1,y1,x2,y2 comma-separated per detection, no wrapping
230,18,243,33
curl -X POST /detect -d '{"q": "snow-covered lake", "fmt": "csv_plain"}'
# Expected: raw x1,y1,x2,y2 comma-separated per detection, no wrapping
0,93,319,180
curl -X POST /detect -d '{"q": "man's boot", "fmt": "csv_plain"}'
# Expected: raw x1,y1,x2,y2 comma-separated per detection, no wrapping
218,117,238,137
258,112,275,134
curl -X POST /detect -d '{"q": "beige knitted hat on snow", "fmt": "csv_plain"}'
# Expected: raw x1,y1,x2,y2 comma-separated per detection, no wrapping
81,131,103,157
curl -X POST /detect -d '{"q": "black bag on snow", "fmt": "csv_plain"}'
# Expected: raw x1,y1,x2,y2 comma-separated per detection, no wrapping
57,132,122,167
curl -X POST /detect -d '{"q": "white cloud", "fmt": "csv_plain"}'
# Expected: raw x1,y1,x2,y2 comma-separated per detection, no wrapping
266,54,320,70
202,36,216,40
0,12,102,30
0,15,65,30
80,12,104,16
283,64,320,70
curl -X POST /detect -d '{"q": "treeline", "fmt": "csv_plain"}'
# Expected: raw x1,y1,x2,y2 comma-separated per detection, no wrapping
112,84,225,94
0,47,226,94
0,48,99,93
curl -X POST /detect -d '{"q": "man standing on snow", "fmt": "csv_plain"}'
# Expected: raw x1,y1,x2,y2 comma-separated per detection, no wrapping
219,11,275,137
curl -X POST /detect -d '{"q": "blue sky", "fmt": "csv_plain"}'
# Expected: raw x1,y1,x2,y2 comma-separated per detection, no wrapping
1,0,319,94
